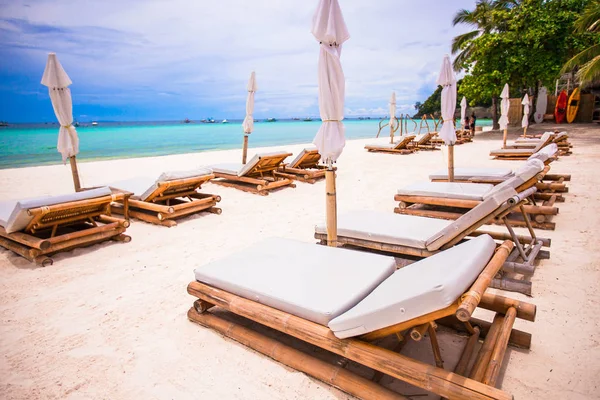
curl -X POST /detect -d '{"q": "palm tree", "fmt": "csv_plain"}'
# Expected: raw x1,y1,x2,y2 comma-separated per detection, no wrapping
451,0,497,72
562,0,600,87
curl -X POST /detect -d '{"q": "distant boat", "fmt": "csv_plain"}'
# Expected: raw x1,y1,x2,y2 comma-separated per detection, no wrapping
222,119,229,123
0,121,8,127
73,121,80,127
303,117,313,122
253,119,259,122
184,118,191,123
266,117,277,122
91,121,98,126
201,118,215,123
292,117,300,121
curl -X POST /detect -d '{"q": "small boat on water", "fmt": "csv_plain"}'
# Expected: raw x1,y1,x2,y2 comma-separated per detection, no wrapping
91,121,98,126
266,118,277,122
303,117,313,122
184,118,191,123
222,119,229,124
0,121,8,127
292,117,300,121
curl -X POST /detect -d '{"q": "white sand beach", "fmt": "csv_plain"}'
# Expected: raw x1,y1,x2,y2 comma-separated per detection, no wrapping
1,124,600,399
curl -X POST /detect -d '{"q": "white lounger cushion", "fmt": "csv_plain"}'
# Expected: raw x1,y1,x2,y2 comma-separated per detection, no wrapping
365,135,415,150
483,159,543,199
429,167,514,181
288,146,317,168
397,182,493,201
329,235,496,338
211,151,290,177
0,187,113,234
193,237,397,326
158,167,213,181
315,186,517,251
316,211,454,249
528,143,558,163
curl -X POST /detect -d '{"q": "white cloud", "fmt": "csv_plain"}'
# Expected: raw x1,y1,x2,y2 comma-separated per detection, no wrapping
0,0,476,119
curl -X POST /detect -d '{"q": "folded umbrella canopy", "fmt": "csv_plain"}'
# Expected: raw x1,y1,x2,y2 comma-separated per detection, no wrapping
311,0,349,246
499,83,510,147
521,93,530,138
437,54,457,181
460,96,467,131
41,53,81,191
241,71,257,164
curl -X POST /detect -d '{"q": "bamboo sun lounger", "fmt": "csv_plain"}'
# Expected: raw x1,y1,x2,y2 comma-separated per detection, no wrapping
316,186,548,295
364,135,416,154
513,131,572,155
275,147,328,183
429,144,570,203
210,151,296,195
490,132,554,159
410,132,439,150
396,159,559,230
0,187,130,266
106,168,221,227
188,236,535,400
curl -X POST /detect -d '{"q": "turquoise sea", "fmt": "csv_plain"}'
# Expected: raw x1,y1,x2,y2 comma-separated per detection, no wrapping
0,118,493,169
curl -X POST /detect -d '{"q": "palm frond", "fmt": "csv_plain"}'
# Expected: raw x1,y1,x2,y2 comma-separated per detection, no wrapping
453,48,473,72
451,30,480,54
453,9,475,26
575,2,600,33
577,55,600,86
562,43,600,73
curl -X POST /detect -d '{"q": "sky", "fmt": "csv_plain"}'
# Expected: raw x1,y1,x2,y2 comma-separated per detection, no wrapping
0,0,476,122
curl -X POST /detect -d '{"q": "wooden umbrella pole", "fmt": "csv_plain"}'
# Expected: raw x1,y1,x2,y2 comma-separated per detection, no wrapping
522,126,527,138
325,159,337,247
448,144,455,182
390,117,394,144
242,135,249,164
502,129,508,148
69,156,82,192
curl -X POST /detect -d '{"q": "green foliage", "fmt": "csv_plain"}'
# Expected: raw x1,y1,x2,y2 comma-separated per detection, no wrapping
413,85,443,117
562,0,600,86
453,0,595,104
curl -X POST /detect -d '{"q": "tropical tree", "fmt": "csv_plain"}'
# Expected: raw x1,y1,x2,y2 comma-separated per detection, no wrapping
562,0,600,86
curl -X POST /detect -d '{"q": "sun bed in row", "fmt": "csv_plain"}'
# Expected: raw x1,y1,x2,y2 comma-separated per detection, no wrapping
275,147,328,183
316,186,546,295
429,143,570,205
364,135,416,154
489,132,555,160
0,187,130,265
188,235,535,399
396,159,558,230
105,168,222,227
210,151,296,195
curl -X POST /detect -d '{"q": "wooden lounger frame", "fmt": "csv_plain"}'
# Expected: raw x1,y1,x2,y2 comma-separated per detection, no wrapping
112,174,222,227
188,241,535,400
316,193,547,296
490,135,554,160
410,131,440,150
212,153,296,195
364,135,416,155
0,194,130,266
275,149,328,184
398,165,558,230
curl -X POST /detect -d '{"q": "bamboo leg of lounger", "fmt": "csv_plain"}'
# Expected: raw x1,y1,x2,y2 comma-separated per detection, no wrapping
437,315,531,349
189,309,408,400
428,322,444,368
187,282,513,400
482,307,516,386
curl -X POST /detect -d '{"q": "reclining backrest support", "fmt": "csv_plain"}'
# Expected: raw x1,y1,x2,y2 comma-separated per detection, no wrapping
528,143,558,163
483,158,544,199
533,132,553,152
425,186,518,251
289,148,321,169
238,152,291,177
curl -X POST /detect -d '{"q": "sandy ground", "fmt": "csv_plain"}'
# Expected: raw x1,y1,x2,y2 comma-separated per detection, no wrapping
1,123,599,399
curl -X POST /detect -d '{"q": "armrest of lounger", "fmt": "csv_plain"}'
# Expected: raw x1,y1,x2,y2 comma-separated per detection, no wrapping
456,240,514,321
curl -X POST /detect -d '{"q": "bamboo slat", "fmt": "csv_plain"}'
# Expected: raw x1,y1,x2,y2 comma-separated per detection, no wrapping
482,307,517,386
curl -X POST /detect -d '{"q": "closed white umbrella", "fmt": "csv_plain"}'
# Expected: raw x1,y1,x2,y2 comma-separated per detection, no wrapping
521,93,530,138
389,91,396,143
311,0,349,247
241,71,257,164
436,54,457,181
499,83,510,148
460,96,467,131
41,53,81,191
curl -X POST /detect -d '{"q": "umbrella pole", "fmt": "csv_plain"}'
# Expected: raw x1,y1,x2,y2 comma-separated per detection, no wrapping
325,159,337,247
502,129,508,148
448,144,455,182
390,118,394,144
69,156,81,192
522,127,527,138
242,135,249,164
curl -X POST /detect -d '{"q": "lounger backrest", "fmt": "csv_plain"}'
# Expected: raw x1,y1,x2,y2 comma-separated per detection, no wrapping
528,143,558,163
239,151,292,177
1,187,113,234
533,132,553,152
416,132,432,145
137,167,215,201
425,186,518,251
482,158,543,199
289,148,322,169
395,135,416,149
329,235,497,339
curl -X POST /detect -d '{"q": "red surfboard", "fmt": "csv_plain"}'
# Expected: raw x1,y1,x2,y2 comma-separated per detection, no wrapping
555,90,568,124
